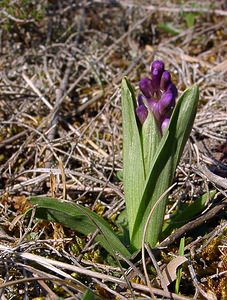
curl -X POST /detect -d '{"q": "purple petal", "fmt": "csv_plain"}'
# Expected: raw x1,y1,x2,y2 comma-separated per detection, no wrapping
150,60,165,91
139,77,154,98
158,91,176,116
136,104,148,124
137,94,144,106
167,83,178,98
146,98,160,121
160,71,171,91
151,60,165,73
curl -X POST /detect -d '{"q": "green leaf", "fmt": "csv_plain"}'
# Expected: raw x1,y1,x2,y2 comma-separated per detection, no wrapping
158,23,181,35
184,13,197,28
131,86,199,249
30,197,131,258
115,208,130,248
175,237,185,294
141,111,161,177
161,190,216,239
121,78,145,243
116,170,123,181
181,3,200,29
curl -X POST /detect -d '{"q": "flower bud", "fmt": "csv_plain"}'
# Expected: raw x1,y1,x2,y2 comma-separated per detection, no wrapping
158,90,175,116
150,60,165,91
160,71,171,91
139,78,153,98
147,98,159,120
136,103,148,124
167,83,178,98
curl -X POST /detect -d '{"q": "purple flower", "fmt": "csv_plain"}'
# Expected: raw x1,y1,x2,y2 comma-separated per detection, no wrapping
136,95,148,124
136,60,178,134
160,71,171,91
139,78,153,98
150,60,165,91
136,104,148,124
158,90,175,116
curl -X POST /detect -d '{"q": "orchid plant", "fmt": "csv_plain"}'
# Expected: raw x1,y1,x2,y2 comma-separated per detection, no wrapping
30,60,199,257
121,60,199,250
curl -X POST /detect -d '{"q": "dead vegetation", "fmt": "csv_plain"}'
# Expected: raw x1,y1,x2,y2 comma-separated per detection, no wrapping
0,1,226,299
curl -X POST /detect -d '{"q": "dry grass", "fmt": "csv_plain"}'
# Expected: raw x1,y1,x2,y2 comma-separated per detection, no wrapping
0,1,226,299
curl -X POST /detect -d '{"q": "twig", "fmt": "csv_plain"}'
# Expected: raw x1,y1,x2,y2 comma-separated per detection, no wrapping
116,252,146,284
49,60,73,126
93,278,128,300
0,130,28,149
22,74,53,110
195,220,227,254
94,1,227,17
0,9,34,23
159,198,227,248
45,60,73,169
144,243,169,293
195,164,227,189
188,261,214,300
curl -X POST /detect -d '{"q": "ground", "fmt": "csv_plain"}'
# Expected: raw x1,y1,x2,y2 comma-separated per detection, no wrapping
0,1,226,299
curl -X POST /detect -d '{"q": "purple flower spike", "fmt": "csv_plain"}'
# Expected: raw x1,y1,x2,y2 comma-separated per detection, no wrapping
136,102,148,124
138,59,178,134
160,71,171,91
139,78,153,99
